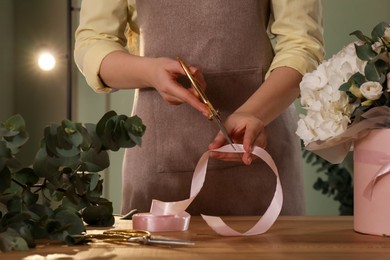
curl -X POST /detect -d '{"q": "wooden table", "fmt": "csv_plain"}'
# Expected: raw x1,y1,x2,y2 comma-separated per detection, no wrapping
3,216,390,259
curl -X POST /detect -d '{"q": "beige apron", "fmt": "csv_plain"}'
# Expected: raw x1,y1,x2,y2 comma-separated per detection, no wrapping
122,0,305,216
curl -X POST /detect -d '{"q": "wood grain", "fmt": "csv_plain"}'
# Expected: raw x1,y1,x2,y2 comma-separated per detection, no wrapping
3,216,390,260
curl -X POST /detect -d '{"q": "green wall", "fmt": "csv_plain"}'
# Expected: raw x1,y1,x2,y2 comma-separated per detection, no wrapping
0,0,69,166
0,0,14,123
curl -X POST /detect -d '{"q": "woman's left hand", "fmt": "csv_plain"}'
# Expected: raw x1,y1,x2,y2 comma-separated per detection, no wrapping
208,111,267,165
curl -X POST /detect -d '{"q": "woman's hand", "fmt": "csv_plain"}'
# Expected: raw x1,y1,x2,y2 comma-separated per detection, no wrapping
208,111,267,165
99,52,209,116
206,67,303,165
148,57,209,116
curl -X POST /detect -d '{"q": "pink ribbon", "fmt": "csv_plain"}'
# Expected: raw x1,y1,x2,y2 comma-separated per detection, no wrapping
132,212,190,232
354,149,390,199
132,144,282,236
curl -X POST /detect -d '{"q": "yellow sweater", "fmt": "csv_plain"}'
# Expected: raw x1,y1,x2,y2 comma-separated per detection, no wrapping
74,0,324,93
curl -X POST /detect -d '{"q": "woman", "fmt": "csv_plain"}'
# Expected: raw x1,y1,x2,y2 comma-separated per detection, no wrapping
74,0,324,216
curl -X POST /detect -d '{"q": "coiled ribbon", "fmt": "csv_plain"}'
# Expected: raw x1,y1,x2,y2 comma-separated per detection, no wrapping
132,144,282,236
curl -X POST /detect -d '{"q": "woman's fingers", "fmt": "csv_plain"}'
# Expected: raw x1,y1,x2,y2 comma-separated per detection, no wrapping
209,113,267,165
153,58,209,115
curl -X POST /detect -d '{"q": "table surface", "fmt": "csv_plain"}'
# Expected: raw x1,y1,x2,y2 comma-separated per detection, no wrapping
3,216,390,260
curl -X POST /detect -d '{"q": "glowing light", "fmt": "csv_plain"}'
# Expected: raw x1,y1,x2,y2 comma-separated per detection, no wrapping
38,52,56,71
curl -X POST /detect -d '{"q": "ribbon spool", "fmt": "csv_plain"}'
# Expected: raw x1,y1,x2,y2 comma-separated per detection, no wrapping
132,144,283,236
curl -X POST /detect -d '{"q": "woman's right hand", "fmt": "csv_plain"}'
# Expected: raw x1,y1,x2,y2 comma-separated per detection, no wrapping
148,57,209,116
99,52,209,116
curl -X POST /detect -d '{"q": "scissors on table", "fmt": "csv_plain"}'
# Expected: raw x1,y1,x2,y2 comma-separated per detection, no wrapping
177,57,236,150
84,229,194,246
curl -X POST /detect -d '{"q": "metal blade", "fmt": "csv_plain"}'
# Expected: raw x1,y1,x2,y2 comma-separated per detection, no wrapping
213,115,236,150
128,236,195,246
147,237,195,246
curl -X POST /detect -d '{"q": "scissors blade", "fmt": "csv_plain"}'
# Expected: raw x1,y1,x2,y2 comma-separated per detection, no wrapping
177,57,236,151
212,114,236,150
128,236,195,246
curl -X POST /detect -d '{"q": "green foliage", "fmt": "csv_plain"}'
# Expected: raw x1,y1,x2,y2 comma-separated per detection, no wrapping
341,21,390,120
302,149,353,216
0,111,145,252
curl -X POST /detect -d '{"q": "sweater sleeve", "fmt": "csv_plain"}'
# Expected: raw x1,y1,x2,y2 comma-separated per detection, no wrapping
74,0,137,93
267,0,324,77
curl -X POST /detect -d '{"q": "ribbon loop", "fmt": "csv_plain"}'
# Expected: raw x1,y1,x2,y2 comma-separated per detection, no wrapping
133,144,283,236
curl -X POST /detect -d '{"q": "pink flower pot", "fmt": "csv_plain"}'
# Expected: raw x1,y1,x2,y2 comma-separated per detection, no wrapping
354,128,390,236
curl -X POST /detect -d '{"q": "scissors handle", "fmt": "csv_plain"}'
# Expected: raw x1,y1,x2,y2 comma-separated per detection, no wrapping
93,229,195,247
177,57,208,104
177,57,221,120
177,57,236,150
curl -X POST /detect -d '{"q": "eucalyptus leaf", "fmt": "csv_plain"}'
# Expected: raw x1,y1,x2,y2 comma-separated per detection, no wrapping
0,167,11,193
82,204,114,227
53,207,85,235
371,21,389,41
14,168,39,187
354,43,377,62
102,118,120,151
22,189,39,206
350,30,372,43
87,196,111,205
5,114,25,131
0,202,7,216
72,174,86,196
64,234,90,245
44,124,60,157
28,204,53,221
84,123,102,151
55,145,80,158
96,110,118,137
61,196,89,211
0,184,22,205
0,159,6,174
65,186,80,205
5,158,22,170
0,141,12,160
62,121,84,148
9,223,35,248
350,72,367,86
364,61,386,82
87,179,103,198
80,149,109,172
89,173,100,191
128,132,142,147
4,132,29,153
56,126,73,150
1,212,31,226
33,148,62,180
31,224,49,240
339,81,352,92
44,219,66,239
0,229,29,252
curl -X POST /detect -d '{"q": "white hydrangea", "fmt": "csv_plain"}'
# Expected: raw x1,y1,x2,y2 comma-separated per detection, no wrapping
296,43,364,145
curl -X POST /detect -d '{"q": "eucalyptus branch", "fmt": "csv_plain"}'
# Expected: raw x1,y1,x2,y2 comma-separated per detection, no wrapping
11,178,28,189
70,163,83,177
0,110,146,252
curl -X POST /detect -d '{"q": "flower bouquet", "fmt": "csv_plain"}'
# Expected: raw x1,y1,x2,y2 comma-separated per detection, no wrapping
296,21,390,236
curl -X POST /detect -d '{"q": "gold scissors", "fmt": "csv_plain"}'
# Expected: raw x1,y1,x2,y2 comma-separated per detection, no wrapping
177,57,236,150
84,229,194,246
